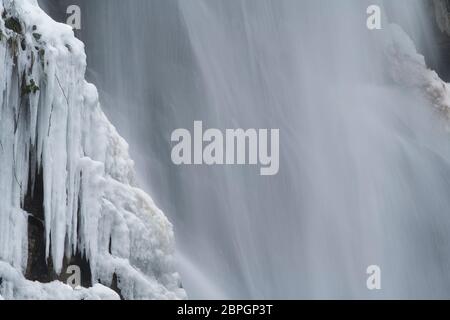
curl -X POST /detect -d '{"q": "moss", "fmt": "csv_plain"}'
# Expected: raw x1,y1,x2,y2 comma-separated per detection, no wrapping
22,79,40,96
0,30,3,41
5,17,22,34
32,33,41,41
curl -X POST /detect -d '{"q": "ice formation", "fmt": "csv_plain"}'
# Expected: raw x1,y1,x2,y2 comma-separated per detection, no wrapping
0,0,185,300
384,23,450,118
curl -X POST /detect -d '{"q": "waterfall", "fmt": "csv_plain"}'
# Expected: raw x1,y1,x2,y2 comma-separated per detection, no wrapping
44,0,450,298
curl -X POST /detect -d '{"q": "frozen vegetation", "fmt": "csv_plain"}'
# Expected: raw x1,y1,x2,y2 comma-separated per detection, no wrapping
0,0,185,300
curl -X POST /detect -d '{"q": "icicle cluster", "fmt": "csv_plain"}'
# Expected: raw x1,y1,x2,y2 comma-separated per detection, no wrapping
0,0,185,299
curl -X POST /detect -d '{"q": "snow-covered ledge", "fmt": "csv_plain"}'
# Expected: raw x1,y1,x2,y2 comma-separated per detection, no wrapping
0,0,185,300
433,0,450,36
383,22,450,120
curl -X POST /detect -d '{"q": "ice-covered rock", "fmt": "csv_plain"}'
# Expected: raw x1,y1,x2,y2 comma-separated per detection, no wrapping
0,0,185,300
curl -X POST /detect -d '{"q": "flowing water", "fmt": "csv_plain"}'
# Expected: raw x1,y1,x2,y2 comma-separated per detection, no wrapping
40,0,450,298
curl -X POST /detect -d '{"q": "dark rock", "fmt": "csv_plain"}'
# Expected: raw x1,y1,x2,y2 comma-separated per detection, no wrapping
4,17,22,34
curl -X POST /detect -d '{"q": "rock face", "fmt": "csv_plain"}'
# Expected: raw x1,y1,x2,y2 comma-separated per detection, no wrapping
0,0,185,300
388,1,450,81
24,168,93,288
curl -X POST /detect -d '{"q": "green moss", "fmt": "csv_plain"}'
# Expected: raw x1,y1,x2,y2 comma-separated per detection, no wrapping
32,33,41,41
5,17,22,34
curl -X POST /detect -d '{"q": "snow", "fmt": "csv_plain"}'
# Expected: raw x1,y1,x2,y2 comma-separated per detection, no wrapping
0,261,120,300
0,0,185,300
384,23,450,117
